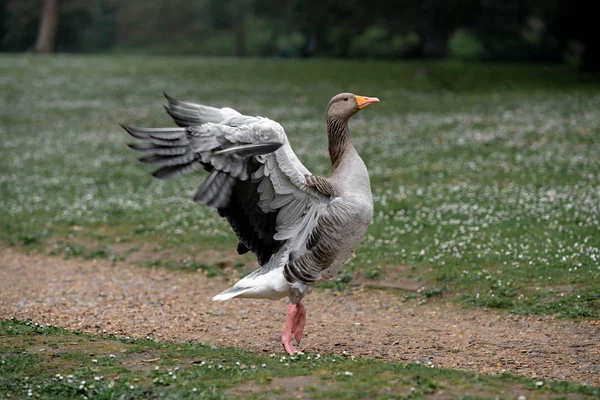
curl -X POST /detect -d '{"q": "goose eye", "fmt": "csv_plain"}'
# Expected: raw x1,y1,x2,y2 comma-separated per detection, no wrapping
343,97,348,101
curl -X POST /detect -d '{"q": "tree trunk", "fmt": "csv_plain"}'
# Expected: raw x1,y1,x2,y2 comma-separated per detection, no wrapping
34,0,60,53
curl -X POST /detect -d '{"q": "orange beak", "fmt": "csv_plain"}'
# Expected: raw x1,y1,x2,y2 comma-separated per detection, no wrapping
355,95,380,109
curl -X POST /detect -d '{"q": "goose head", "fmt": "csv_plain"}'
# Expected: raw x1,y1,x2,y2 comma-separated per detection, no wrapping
327,92,380,120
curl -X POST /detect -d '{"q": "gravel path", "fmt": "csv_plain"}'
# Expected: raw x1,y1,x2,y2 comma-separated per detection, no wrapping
0,245,598,386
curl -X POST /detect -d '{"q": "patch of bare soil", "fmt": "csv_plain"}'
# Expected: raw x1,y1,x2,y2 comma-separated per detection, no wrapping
0,245,598,387
44,233,250,271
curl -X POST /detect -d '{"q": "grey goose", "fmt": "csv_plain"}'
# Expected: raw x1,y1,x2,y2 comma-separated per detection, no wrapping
122,92,379,354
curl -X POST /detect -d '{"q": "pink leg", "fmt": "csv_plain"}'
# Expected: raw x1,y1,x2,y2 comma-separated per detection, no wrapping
281,303,306,354
292,303,307,343
281,304,299,354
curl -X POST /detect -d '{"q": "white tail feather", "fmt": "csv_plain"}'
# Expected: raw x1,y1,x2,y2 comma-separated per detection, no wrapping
212,266,290,301
212,286,253,302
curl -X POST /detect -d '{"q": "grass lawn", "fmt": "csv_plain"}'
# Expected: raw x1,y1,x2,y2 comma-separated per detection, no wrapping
1,319,597,399
0,54,599,320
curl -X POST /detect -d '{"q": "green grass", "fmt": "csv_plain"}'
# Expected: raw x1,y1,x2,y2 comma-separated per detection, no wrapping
1,54,599,317
138,258,225,277
1,319,597,399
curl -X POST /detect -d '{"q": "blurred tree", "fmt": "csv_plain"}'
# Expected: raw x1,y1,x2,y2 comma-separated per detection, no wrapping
35,0,59,53
417,0,480,58
0,0,597,70
2,0,115,52
2,0,40,51
116,0,213,53
551,0,599,72
475,0,560,63
232,0,251,56
0,0,8,46
78,0,116,51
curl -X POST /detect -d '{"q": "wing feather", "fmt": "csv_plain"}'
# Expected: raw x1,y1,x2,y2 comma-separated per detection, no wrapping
164,92,241,126
124,94,330,266
269,193,294,209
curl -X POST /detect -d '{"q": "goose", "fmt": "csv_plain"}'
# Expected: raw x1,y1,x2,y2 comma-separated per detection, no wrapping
122,92,379,354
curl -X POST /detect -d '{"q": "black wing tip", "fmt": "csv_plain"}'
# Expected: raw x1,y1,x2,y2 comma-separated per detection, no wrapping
138,155,158,165
164,105,176,116
152,166,174,179
164,92,176,103
121,124,147,139
127,143,151,152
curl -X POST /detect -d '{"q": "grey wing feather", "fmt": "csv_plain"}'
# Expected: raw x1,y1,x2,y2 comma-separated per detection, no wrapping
194,170,237,208
123,126,184,139
164,92,240,127
124,94,330,268
152,162,203,180
127,143,187,156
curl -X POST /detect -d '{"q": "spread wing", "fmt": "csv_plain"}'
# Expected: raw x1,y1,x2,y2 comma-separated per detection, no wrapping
123,94,330,266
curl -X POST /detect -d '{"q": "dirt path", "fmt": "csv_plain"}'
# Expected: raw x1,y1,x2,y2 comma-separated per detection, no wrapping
0,245,598,386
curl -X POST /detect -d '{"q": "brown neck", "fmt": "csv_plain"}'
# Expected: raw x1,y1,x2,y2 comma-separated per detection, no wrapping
326,114,351,170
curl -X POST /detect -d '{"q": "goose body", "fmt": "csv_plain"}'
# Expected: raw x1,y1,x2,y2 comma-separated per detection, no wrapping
123,92,379,354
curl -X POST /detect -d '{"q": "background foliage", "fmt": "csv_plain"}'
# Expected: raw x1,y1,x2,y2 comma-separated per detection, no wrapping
1,0,599,71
